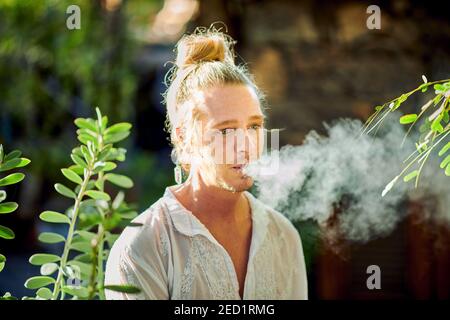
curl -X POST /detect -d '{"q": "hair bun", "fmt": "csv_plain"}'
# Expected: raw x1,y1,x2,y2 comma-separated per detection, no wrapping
175,31,234,68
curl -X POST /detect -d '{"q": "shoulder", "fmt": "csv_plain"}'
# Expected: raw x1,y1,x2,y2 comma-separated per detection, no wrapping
109,197,171,262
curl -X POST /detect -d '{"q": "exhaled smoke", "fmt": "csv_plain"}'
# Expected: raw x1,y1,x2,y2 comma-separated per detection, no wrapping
245,116,450,243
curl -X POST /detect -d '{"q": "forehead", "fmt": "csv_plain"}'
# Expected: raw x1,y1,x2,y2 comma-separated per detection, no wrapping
198,84,262,123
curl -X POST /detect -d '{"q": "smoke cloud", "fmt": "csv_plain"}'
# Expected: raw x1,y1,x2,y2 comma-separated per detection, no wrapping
245,115,450,242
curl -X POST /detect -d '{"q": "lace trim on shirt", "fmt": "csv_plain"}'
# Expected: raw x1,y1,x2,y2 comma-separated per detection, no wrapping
178,236,237,300
252,228,285,299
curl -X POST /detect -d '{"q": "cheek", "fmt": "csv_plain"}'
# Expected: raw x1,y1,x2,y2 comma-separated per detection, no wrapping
207,133,237,165
249,129,264,161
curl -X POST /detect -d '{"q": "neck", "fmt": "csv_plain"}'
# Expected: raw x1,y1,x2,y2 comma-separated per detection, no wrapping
171,172,249,224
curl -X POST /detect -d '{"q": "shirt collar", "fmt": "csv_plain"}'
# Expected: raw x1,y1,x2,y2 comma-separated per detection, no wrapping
163,187,269,251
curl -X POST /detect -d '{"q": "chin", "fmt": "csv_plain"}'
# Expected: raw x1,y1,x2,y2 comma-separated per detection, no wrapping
220,175,254,193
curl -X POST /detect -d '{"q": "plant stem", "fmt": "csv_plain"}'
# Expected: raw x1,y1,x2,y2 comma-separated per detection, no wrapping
52,169,92,300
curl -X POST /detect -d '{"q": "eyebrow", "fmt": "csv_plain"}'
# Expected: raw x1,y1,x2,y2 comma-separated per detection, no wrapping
212,115,265,128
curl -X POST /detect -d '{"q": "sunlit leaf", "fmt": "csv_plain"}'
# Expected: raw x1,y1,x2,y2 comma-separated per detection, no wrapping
40,263,59,276
0,202,18,214
438,142,450,157
29,254,61,266
0,173,25,187
62,285,89,298
39,211,70,224
399,114,418,124
36,287,53,299
74,118,97,132
403,170,419,182
38,232,65,244
61,168,83,185
24,276,55,289
0,225,15,239
0,158,21,172
85,190,110,201
54,183,77,199
105,173,133,188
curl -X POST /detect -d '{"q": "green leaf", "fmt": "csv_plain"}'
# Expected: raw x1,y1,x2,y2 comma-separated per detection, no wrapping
4,150,21,162
40,211,70,224
40,263,59,276
29,253,60,266
80,145,93,164
103,162,117,171
77,132,97,145
70,241,92,253
36,287,53,299
76,230,96,241
446,164,450,176
112,191,124,210
403,170,419,182
104,131,130,144
399,114,418,124
67,260,91,277
0,158,21,172
0,190,6,202
431,114,444,133
69,165,84,175
105,173,133,188
103,284,141,294
71,154,88,169
24,276,55,289
38,232,65,244
0,225,15,239
0,202,18,214
16,158,31,168
105,123,132,135
0,254,5,272
74,118,97,132
0,173,25,187
440,155,450,169
62,285,89,298
85,190,110,201
438,142,450,157
54,183,77,199
61,168,83,185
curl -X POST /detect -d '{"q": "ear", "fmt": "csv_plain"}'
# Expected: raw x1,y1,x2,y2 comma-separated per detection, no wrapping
175,127,183,141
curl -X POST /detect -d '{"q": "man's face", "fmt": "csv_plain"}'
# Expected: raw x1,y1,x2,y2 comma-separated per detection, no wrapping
194,84,265,192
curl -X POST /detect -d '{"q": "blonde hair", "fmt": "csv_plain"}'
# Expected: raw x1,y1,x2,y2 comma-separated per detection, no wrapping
163,25,264,168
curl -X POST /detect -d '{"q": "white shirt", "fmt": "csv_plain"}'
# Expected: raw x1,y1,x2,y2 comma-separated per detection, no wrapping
105,187,308,300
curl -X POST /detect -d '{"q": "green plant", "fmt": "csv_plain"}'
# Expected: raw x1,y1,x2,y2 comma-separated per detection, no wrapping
362,77,450,196
23,108,140,300
0,145,30,300
0,145,30,272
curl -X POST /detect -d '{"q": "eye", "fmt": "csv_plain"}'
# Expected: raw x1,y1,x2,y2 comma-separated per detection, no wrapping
249,124,262,130
219,128,235,135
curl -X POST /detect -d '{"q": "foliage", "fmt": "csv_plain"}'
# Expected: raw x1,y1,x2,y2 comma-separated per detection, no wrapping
0,145,30,273
0,0,137,193
362,77,450,196
23,108,140,300
0,145,30,299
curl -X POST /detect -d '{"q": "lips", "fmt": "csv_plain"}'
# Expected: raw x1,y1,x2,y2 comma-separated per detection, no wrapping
232,164,248,171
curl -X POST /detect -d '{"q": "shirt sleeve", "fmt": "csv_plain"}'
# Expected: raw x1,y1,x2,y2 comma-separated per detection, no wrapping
104,215,171,300
104,246,169,300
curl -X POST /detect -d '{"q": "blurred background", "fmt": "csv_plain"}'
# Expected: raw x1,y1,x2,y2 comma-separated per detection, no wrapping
0,0,449,299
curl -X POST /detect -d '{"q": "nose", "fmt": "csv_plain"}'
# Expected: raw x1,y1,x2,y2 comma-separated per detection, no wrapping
235,129,252,163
